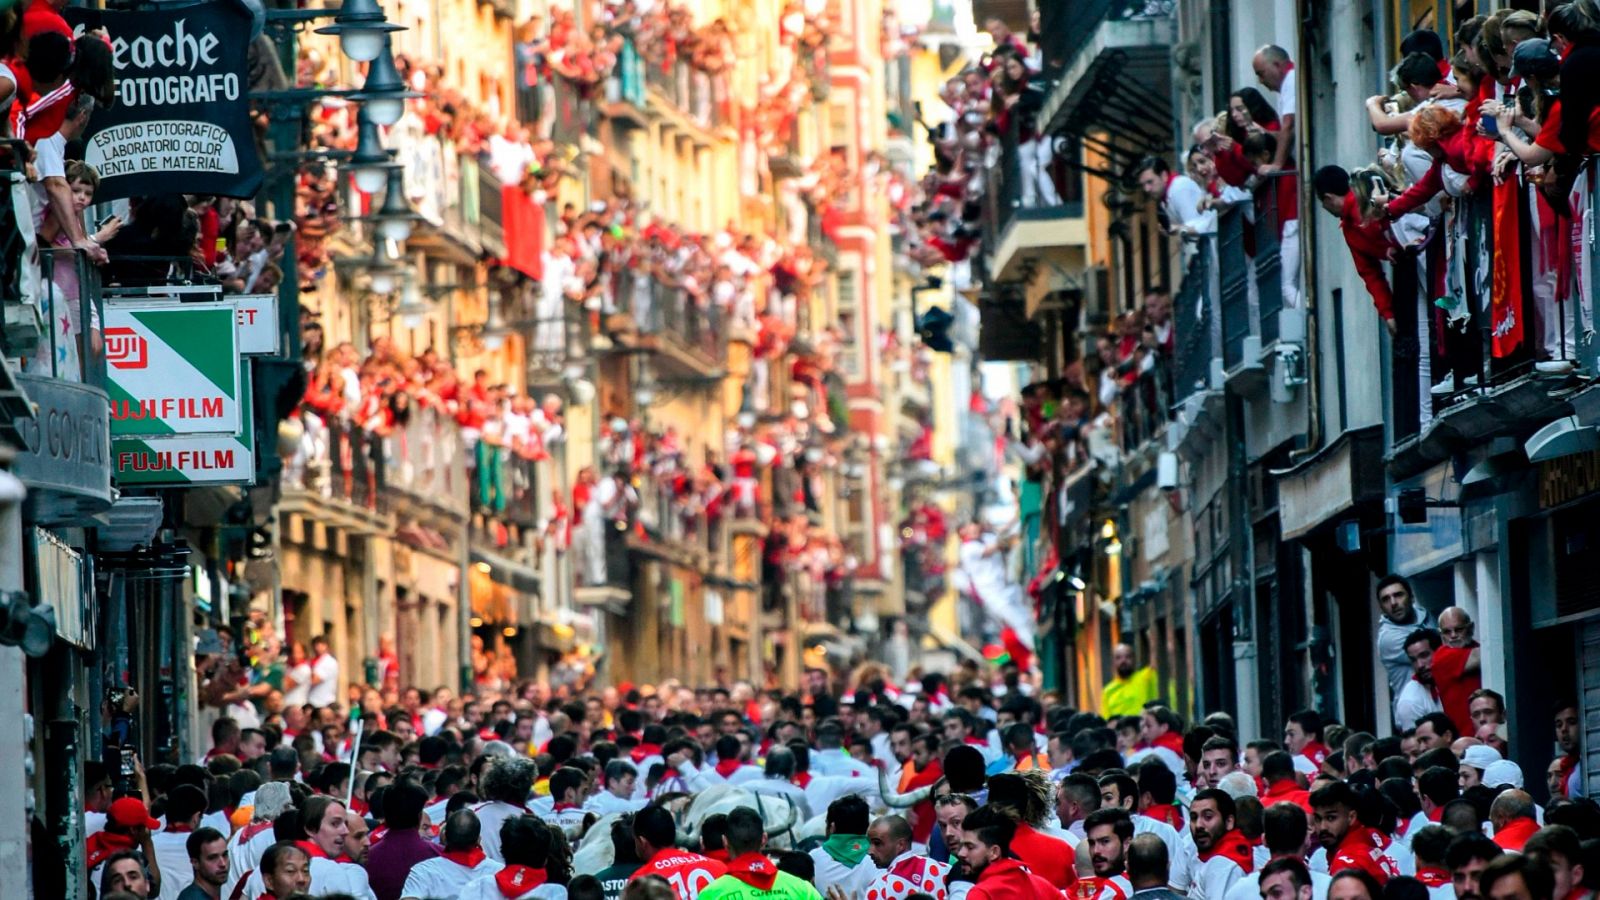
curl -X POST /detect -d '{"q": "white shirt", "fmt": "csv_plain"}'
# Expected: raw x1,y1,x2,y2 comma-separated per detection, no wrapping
1394,679,1442,732
457,870,567,900
422,707,450,736
1142,817,1190,891
1191,852,1248,900
1277,68,1297,120
474,800,532,862
284,662,312,708
808,845,880,897
402,854,504,900
150,830,195,900
1224,868,1331,900
225,821,279,900
1162,174,1216,235
584,790,646,816
241,856,376,899
85,810,106,838
31,132,66,231
307,653,339,708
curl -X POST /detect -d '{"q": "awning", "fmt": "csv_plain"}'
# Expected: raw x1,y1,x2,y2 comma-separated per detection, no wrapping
1038,6,1176,176
1273,426,1385,540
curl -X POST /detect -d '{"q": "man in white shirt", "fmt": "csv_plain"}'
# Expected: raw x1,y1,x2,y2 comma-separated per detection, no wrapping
1136,156,1215,236
149,785,208,900
238,796,375,899
585,760,648,816
1226,803,1330,900
1252,44,1297,175
1396,629,1446,732
33,91,107,263
403,809,505,900
809,796,880,898
474,756,538,861
306,635,339,709
224,782,293,900
956,521,1036,658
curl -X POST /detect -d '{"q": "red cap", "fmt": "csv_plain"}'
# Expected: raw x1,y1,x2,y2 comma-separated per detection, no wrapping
109,797,160,830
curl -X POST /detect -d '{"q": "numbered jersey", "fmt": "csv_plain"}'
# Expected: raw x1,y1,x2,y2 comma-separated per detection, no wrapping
632,849,729,899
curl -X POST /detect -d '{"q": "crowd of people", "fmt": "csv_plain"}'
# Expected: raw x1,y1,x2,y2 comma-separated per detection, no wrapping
78,627,1592,900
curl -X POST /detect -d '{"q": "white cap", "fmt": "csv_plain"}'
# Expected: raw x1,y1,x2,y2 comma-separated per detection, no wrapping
1482,759,1524,790
1462,745,1503,772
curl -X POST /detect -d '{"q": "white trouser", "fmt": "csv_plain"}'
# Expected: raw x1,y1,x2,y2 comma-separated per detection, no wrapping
1018,138,1060,208
1280,218,1302,309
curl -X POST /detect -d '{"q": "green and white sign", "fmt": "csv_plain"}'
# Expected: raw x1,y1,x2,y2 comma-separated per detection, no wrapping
114,360,255,485
105,301,241,438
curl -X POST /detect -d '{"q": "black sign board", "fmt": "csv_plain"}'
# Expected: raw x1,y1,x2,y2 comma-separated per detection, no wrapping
66,1,263,201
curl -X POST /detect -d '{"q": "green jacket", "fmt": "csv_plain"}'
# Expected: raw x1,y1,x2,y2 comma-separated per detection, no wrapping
697,870,824,900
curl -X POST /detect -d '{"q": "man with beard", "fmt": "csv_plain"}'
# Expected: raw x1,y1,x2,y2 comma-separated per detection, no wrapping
1375,576,1435,709
1553,702,1583,798
1082,808,1138,900
1310,783,1399,885
1199,737,1242,791
955,806,1060,900
864,814,949,900
1189,789,1255,900
1448,834,1504,900
1103,644,1159,718
1397,630,1446,732
176,829,229,900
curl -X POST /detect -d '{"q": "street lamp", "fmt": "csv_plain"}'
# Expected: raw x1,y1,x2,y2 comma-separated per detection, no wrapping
361,164,423,242
481,294,512,351
347,109,392,194
314,0,404,63
350,39,421,127
366,238,406,296
395,271,429,330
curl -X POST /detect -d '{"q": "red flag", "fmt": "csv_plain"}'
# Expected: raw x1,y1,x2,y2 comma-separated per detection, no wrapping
1491,180,1524,357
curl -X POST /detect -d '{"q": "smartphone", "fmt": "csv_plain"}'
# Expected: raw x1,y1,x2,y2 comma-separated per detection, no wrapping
98,214,119,230
1481,114,1500,137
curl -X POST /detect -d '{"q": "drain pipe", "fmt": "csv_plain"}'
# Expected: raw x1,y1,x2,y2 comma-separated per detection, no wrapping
1285,0,1323,466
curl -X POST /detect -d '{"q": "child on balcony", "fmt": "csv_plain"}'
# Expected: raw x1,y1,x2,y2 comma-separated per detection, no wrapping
25,159,117,381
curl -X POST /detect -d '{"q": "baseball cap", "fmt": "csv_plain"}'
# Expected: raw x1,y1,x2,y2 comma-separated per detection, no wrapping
1510,38,1560,80
109,797,160,830
1463,745,1503,772
1482,759,1525,790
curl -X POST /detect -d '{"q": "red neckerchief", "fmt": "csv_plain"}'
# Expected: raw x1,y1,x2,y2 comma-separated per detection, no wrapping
631,743,662,764
1494,818,1539,851
714,759,743,779
1417,867,1451,887
1197,829,1255,873
1427,808,1444,822
1152,731,1185,757
707,848,732,863
963,736,987,747
240,820,275,842
495,865,549,897
1164,171,1178,199
86,831,138,870
443,846,487,868
890,853,928,880
725,851,779,890
1394,819,1411,839
553,802,581,812
369,825,388,846
1559,755,1581,797
792,771,813,789
165,823,195,834
1142,804,1183,830
295,840,329,860
1301,741,1329,766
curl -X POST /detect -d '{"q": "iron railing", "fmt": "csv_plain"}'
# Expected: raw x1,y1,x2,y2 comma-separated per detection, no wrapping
1037,0,1173,78
1171,236,1217,407
29,248,105,387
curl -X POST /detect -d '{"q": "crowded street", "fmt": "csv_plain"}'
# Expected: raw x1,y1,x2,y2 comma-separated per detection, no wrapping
5,0,1600,896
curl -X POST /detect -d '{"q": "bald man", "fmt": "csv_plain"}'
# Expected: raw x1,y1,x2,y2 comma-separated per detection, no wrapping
1490,791,1538,852
866,815,949,899
1431,608,1483,739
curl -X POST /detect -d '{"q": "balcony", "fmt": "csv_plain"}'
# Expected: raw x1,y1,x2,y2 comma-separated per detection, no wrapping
617,276,726,376
7,248,114,525
987,118,1086,283
1035,0,1174,171
601,37,649,127
1117,356,1175,456
1386,188,1592,479
643,59,729,138
1214,181,1304,393
425,156,507,259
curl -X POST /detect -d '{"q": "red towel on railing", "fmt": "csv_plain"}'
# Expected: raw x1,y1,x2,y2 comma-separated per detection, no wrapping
1491,180,1525,358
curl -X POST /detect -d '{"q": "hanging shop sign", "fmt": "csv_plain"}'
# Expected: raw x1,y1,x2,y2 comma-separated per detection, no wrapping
105,301,240,438
233,294,281,355
65,1,264,201
113,359,254,486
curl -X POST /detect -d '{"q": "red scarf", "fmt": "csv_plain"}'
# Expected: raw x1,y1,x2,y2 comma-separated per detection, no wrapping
714,759,743,779
1417,867,1451,888
495,865,549,897
631,743,662,764
239,820,275,843
443,846,487,869
1198,830,1255,873
725,851,779,890
1152,731,1185,757
86,831,138,870
553,802,581,812
792,772,813,789
164,823,195,834
1143,804,1183,830
1558,755,1581,797
1300,741,1329,767
295,840,330,860
1494,818,1539,852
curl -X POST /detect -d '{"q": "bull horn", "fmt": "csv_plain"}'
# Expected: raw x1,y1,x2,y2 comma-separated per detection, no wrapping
765,796,799,839
880,765,944,808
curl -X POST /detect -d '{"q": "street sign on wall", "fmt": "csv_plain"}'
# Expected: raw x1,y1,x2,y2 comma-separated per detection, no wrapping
105,302,240,438
65,1,264,201
234,294,281,355
114,360,254,485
